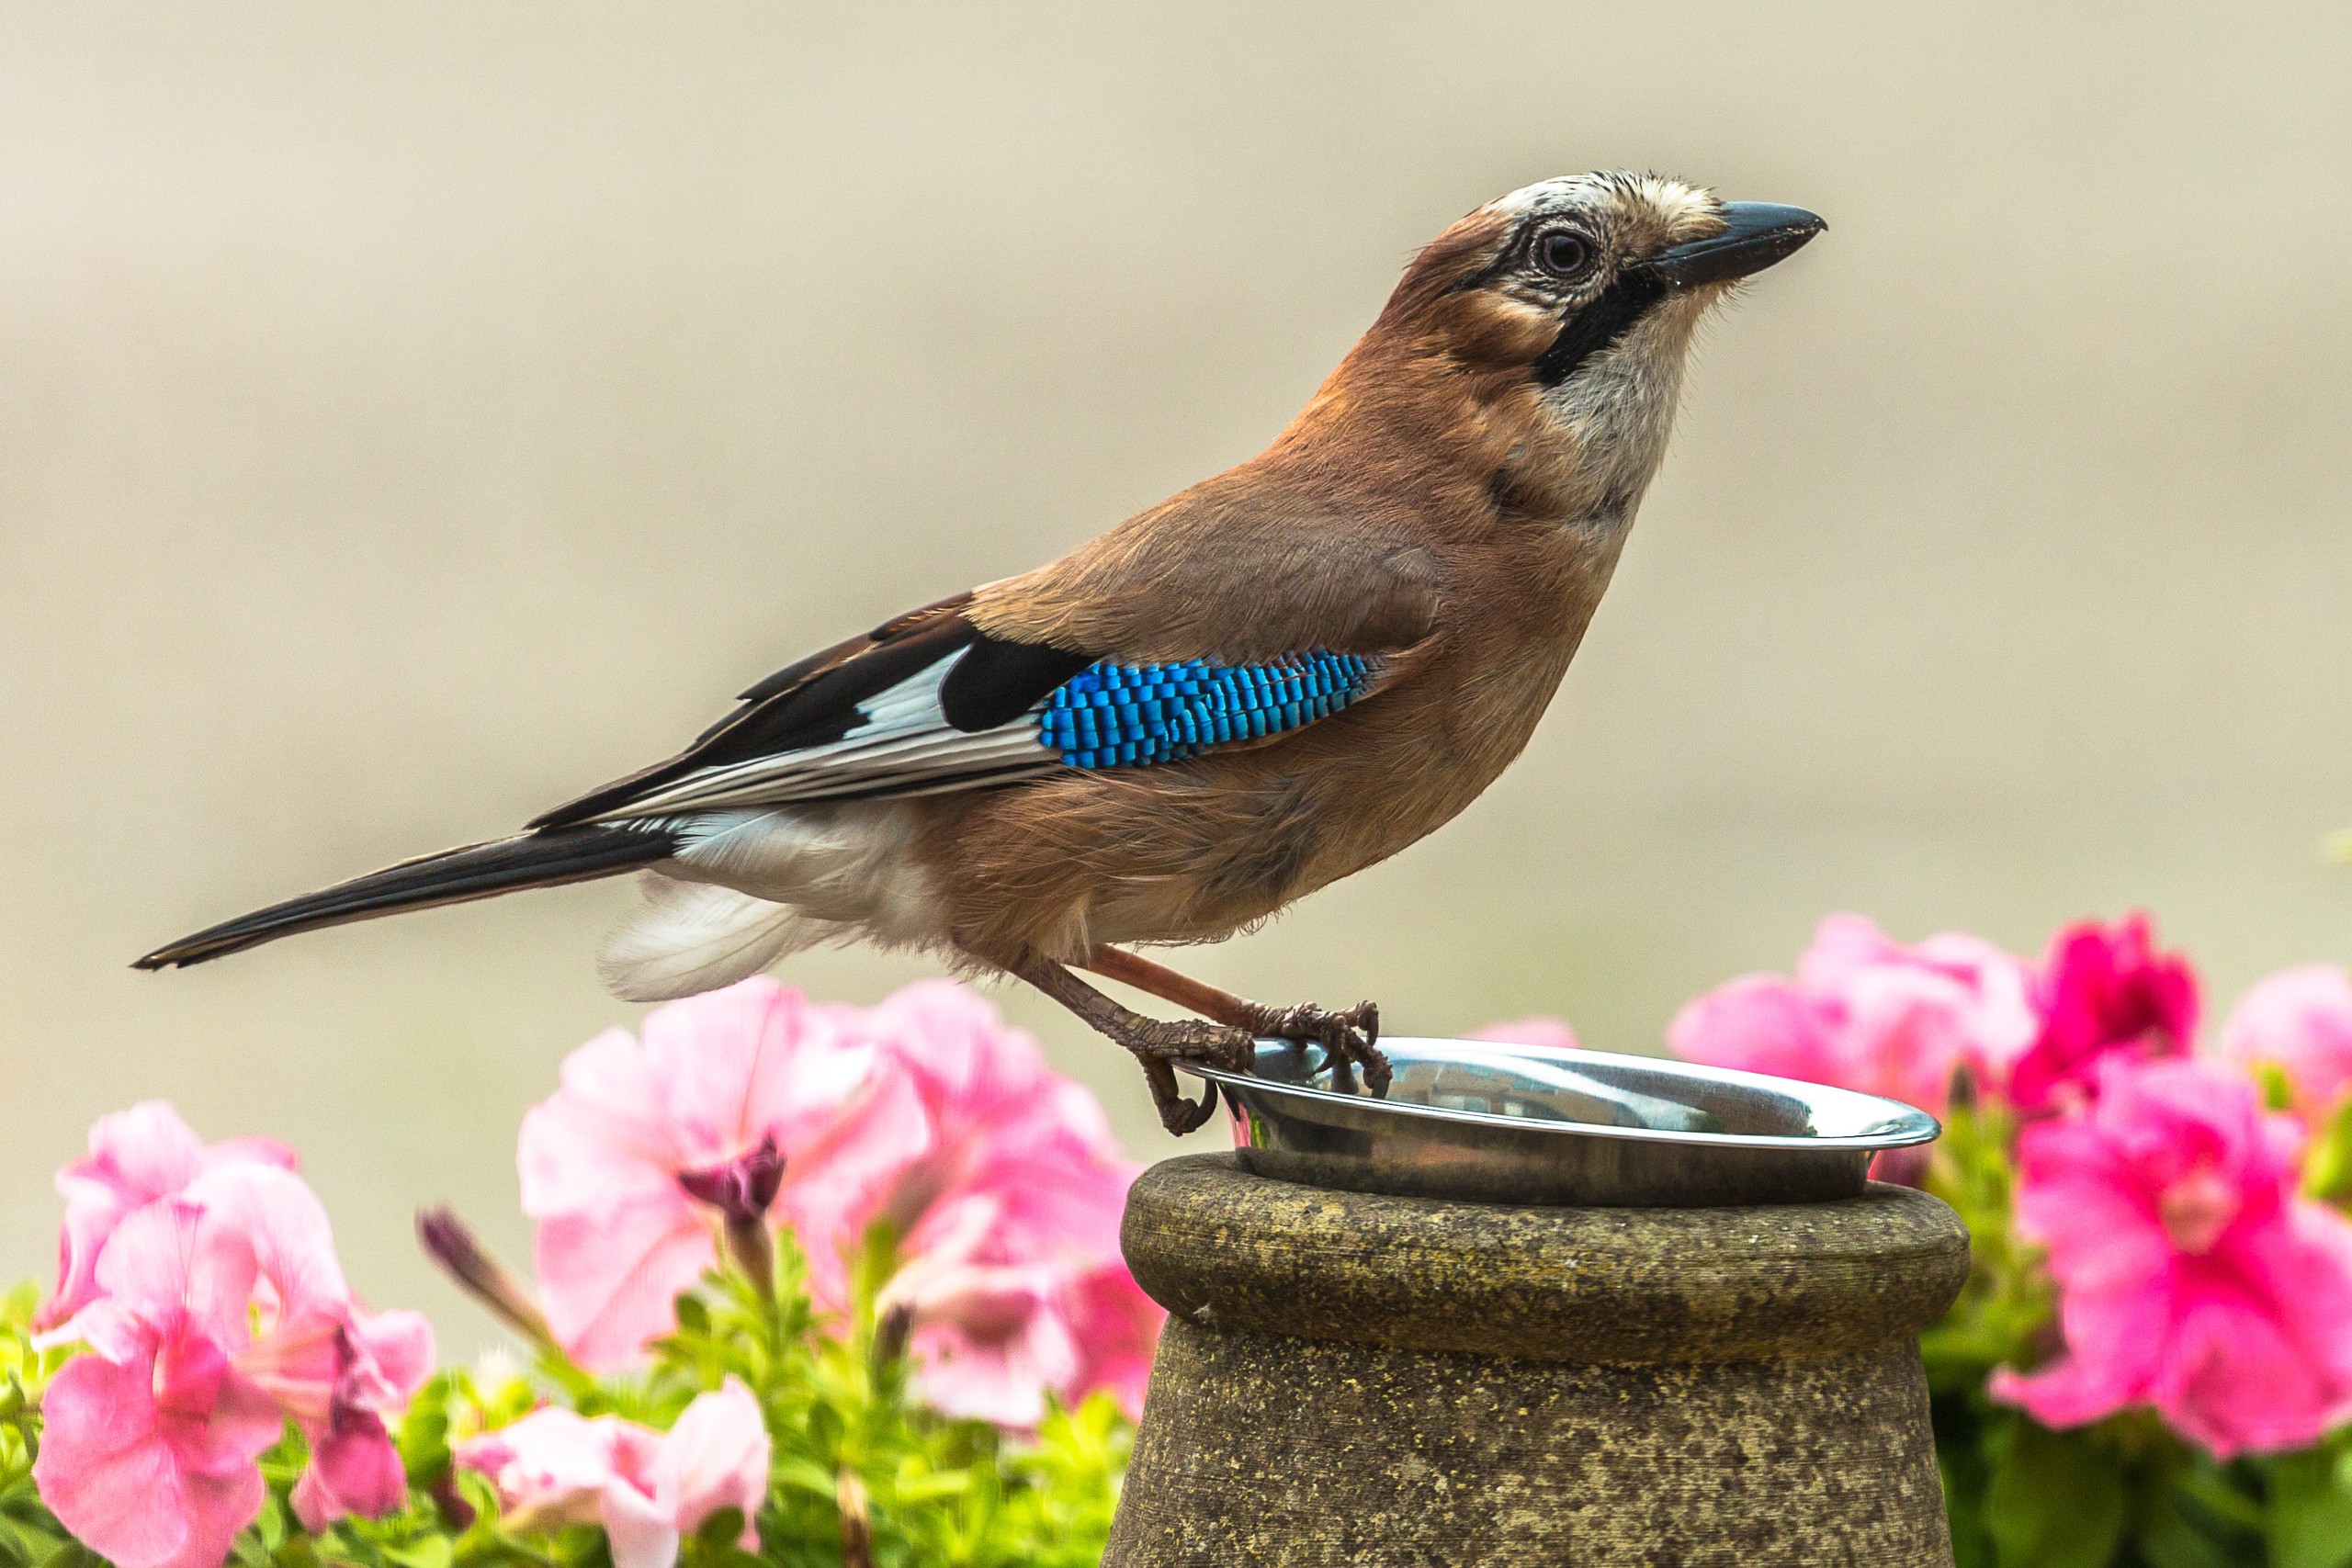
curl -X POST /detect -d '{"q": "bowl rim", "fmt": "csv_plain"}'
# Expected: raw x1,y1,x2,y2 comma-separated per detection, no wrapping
1178,1036,1943,1153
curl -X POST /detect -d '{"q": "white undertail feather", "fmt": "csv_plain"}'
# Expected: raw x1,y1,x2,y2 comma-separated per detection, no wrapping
599,879,809,1002
600,801,950,1001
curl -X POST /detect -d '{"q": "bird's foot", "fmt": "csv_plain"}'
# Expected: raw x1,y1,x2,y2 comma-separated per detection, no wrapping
1095,1010,1250,1133
1119,1017,1256,1135
1001,948,1302,1135
1237,999,1389,1099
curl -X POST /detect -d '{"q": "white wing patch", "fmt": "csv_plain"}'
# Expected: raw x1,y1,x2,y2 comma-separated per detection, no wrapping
595,654,1059,820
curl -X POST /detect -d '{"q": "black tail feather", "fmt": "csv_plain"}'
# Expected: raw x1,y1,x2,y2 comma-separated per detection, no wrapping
134,825,676,970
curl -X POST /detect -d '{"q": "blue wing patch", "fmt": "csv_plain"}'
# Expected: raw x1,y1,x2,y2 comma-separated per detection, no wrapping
1038,651,1377,769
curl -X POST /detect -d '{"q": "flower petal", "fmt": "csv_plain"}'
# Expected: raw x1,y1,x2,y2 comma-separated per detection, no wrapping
345,1307,436,1405
33,1353,193,1568
1061,1262,1164,1420
455,1407,649,1530
179,1165,350,1323
655,1379,768,1548
2221,964,2352,1124
519,1029,692,1218
94,1200,259,1352
532,1193,713,1369
293,1410,411,1529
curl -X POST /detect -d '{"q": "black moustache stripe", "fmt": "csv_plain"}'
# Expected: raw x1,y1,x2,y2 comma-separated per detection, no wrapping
1532,271,1668,388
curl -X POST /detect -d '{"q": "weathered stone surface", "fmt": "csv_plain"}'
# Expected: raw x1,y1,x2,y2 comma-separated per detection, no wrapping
1104,1155,1967,1567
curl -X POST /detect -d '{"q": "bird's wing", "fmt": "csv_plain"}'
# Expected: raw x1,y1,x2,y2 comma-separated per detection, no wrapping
532,493,1439,828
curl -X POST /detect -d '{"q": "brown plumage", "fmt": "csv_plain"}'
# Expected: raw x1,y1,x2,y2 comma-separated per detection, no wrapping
137,173,1824,1133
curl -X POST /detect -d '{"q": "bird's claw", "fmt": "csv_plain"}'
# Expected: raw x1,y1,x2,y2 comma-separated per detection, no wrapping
1244,999,1389,1099
1142,1062,1219,1135
1120,1018,1254,1134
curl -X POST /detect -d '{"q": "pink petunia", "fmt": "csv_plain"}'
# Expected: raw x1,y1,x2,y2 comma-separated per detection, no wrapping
2219,964,2352,1126
32,1200,287,1568
872,1171,1159,1427
1057,1262,1163,1421
1669,914,2038,1114
808,981,1163,1424
2007,913,2198,1114
35,1150,434,1557
455,1380,769,1568
1989,1056,2352,1456
522,976,1161,1419
174,1164,435,1530
41,1100,295,1332
518,979,927,1367
833,983,1134,1266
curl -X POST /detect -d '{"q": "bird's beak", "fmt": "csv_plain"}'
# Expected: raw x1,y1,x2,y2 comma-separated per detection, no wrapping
1643,202,1826,289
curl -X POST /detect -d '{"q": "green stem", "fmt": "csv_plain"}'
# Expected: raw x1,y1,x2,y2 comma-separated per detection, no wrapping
723,1215,775,1300
2173,1466,2264,1532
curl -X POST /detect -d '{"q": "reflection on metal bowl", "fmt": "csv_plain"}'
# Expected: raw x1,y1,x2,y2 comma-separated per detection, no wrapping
1178,1037,1939,1206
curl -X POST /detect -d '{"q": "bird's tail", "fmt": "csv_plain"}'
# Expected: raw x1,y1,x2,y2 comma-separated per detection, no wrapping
133,824,677,970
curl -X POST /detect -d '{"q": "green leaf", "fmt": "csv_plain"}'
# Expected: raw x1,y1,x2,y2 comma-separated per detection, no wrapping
690,1507,743,1549
254,1496,286,1556
2135,1491,2237,1568
385,1537,454,1568
2305,1095,2352,1204
771,1458,839,1499
2268,1448,2352,1568
893,1468,976,1503
1920,1109,2057,1388
1984,1419,2126,1568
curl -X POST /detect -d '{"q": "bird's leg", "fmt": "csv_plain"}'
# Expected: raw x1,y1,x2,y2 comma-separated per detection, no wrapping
1004,953,1254,1136
1076,946,1390,1100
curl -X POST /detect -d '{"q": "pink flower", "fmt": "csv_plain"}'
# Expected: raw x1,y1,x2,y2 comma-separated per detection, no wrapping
1465,1018,1581,1052
1669,914,2037,1114
888,1252,1084,1429
174,1164,435,1530
522,976,1161,1418
41,1100,294,1331
519,978,926,1367
1060,1263,1163,1419
36,1153,433,1556
874,1178,1162,1427
2219,964,2352,1125
32,1200,286,1568
2007,913,2198,1114
1989,1057,2352,1456
820,982,1135,1274
803,981,1163,1425
455,1380,769,1568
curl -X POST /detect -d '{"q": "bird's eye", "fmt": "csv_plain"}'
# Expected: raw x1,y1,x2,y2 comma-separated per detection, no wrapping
1533,230,1596,280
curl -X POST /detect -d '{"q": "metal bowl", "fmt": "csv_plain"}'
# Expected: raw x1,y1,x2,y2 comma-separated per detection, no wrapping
1178,1037,1939,1207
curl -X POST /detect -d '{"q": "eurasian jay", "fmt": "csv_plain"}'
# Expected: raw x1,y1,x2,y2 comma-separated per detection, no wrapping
139,172,1824,1133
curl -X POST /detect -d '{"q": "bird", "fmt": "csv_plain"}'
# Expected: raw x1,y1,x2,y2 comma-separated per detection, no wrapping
138,172,1823,1135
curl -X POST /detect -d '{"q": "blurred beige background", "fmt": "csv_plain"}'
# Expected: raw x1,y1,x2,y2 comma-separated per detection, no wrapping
5,3,2348,1352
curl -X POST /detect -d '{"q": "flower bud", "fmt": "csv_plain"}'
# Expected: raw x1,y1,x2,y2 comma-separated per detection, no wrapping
676,1134,786,1224
415,1205,560,1353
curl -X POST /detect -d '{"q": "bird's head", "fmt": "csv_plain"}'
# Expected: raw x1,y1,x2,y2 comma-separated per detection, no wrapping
1323,172,1823,525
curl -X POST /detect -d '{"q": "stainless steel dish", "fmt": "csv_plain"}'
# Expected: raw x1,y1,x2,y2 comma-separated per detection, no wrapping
1178,1037,1940,1206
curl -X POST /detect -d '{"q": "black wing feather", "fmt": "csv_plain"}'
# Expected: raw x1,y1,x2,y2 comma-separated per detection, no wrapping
940,637,1094,732
531,607,1093,829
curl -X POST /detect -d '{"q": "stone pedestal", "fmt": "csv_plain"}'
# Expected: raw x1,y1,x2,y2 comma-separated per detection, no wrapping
1104,1154,1970,1567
